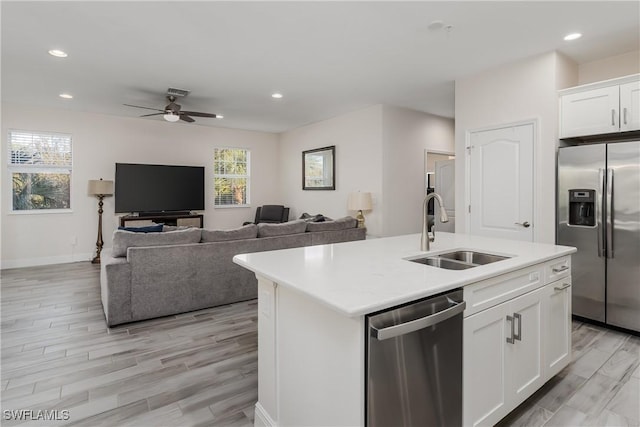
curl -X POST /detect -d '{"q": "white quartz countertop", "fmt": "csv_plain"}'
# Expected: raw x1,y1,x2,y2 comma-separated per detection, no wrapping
233,232,576,317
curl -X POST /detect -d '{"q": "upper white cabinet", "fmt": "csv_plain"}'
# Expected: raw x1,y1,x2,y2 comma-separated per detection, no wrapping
559,74,640,139
620,81,640,132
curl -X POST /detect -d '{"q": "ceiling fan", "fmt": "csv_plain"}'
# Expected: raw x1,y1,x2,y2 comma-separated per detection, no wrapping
124,91,219,123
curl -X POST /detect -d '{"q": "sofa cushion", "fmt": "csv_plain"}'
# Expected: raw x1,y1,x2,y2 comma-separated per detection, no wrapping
306,216,357,232
118,224,164,233
112,227,202,257
201,224,258,242
258,219,307,237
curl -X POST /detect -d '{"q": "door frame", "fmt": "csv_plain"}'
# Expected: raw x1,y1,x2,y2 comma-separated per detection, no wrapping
424,149,456,194
464,118,539,241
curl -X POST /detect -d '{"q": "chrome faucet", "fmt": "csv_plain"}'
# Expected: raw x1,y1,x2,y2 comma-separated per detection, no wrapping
421,192,449,251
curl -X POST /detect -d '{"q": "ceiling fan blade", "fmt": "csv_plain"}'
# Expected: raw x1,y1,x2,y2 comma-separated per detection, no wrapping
140,112,164,117
180,114,195,123
124,104,164,112
181,111,217,118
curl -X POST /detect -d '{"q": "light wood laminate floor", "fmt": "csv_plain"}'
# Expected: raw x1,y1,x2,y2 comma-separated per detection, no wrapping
1,262,639,426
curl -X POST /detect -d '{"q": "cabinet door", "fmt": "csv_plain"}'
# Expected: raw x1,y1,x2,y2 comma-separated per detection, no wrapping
560,86,619,138
463,302,510,427
506,286,544,408
542,279,572,379
620,81,640,132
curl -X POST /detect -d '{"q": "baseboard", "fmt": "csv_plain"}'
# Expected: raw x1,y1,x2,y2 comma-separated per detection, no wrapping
1,252,94,270
254,403,277,427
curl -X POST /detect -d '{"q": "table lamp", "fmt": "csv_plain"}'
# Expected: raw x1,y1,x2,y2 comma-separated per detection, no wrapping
88,178,114,264
347,192,373,229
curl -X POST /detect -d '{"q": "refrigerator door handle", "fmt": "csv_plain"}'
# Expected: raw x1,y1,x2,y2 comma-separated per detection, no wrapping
598,168,605,258
606,168,614,259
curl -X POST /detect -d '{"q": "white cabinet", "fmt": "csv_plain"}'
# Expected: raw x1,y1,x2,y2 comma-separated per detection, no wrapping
542,279,572,379
559,75,640,138
620,81,640,132
463,258,572,427
463,285,545,427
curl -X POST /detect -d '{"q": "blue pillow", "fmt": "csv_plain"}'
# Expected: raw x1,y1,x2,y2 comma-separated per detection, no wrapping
118,224,164,233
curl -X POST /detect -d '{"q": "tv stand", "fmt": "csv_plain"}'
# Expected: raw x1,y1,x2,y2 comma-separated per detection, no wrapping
120,213,204,228
138,211,192,218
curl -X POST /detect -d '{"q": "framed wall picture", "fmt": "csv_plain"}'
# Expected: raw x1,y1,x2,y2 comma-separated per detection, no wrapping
303,146,335,190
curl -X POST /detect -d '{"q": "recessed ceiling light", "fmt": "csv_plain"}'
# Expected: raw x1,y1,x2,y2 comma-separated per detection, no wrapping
271,93,283,99
564,33,582,41
48,49,68,58
216,115,224,119
59,93,73,99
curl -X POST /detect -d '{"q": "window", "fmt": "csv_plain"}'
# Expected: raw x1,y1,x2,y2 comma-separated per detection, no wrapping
8,130,72,211
213,148,250,206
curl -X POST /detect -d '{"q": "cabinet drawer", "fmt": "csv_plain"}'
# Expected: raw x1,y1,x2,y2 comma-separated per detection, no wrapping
545,256,571,283
463,265,544,317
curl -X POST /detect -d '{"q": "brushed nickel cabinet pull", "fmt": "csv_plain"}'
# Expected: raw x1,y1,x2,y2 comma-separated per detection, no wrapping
554,283,571,291
506,315,515,344
513,313,522,341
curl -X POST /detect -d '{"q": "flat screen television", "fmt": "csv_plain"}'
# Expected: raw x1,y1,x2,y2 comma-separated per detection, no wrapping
115,163,205,214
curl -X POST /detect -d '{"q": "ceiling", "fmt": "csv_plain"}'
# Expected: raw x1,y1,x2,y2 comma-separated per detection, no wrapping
2,1,639,133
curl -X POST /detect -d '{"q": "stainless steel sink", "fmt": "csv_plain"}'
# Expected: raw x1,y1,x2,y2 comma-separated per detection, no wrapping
407,250,511,270
408,257,475,270
438,250,510,265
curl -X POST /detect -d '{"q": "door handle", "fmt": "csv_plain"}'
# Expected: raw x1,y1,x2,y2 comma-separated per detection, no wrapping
552,265,569,273
598,168,605,258
623,107,628,125
371,301,466,341
513,312,522,342
515,221,530,228
611,109,616,126
606,168,614,259
506,315,515,344
554,283,571,291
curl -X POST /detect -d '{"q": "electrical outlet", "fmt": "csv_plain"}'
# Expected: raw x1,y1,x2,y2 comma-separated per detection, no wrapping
70,236,77,246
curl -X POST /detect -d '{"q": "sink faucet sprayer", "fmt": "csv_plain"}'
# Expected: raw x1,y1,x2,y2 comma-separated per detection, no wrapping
421,192,449,251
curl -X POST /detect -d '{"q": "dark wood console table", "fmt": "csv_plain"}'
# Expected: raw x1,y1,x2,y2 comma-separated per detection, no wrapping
119,213,204,228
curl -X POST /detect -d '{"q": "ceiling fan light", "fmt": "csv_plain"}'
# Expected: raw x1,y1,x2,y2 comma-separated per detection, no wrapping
163,113,180,122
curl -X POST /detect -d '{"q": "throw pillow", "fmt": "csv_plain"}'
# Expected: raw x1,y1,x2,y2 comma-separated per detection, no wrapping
118,224,164,233
162,225,194,232
306,216,357,232
111,227,202,257
257,219,307,238
299,213,330,222
201,224,258,242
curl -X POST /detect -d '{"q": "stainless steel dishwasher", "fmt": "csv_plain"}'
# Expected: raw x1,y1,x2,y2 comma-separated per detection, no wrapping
366,289,465,427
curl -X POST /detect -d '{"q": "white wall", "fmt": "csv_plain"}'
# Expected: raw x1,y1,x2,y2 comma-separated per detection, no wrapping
381,106,454,236
579,50,640,85
1,104,280,268
278,106,384,236
454,51,578,244
278,105,454,238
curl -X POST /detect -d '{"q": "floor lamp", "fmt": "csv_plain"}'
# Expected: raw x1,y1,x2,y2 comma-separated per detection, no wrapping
88,179,114,264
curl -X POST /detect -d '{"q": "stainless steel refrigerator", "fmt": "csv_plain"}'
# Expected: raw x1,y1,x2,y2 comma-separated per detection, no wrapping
557,141,640,332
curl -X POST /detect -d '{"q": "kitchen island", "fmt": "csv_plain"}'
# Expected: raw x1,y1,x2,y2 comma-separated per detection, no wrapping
233,232,576,427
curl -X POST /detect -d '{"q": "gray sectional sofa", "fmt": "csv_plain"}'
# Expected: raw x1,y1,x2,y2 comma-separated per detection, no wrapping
100,218,365,326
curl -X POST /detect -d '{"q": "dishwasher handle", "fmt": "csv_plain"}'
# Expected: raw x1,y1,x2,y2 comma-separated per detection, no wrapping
371,300,466,341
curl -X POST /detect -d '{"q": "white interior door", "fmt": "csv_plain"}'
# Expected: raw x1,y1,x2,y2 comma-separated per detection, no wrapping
469,123,534,241
434,159,455,232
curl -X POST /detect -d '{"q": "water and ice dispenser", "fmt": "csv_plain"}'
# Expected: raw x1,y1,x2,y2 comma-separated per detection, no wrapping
568,189,596,227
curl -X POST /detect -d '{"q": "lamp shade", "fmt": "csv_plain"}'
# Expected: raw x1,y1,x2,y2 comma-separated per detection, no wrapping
347,192,372,211
88,179,114,196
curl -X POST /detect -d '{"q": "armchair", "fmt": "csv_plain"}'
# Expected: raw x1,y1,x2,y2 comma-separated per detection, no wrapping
244,205,290,225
